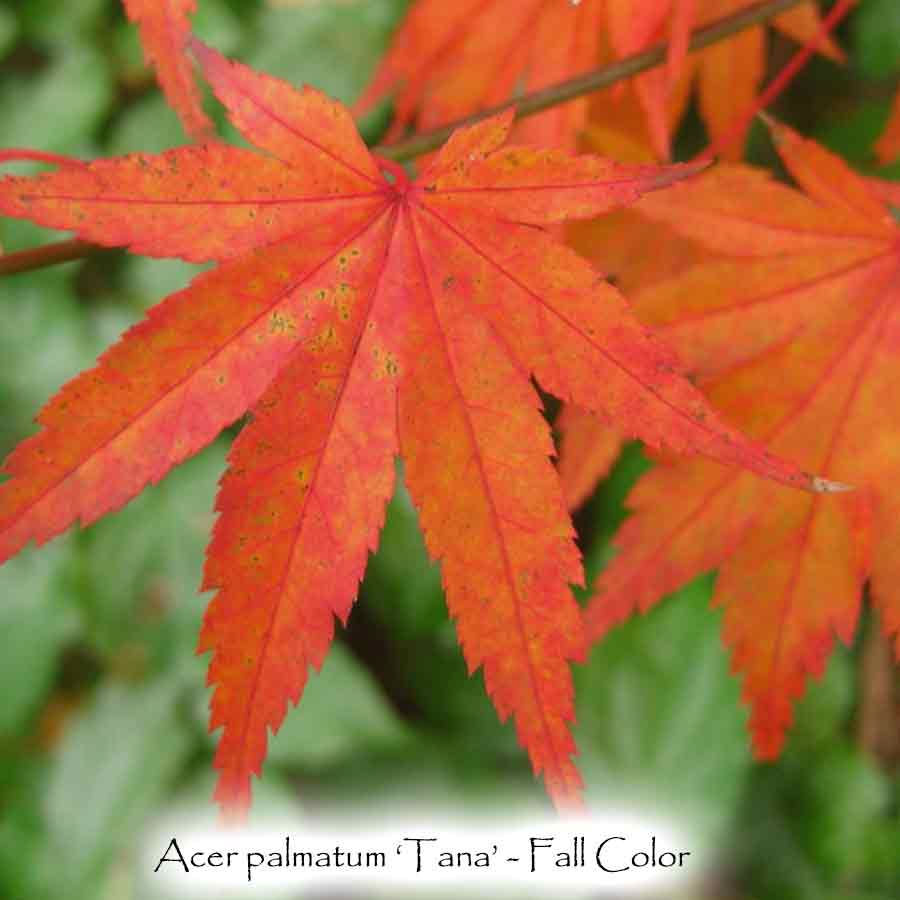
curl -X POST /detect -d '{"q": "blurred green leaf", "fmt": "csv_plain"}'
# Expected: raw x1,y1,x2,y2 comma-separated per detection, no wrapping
789,645,855,749
862,814,900,897
247,0,406,107
852,0,900,80
77,441,226,670
0,538,79,735
193,0,244,55
735,744,892,900
37,678,193,900
575,576,752,843
120,256,208,308
363,471,445,638
18,0,107,43
0,755,51,900
803,745,889,881
296,730,546,817
265,643,412,770
814,97,898,169
106,93,192,156
0,8,16,57
0,47,112,155
360,476,528,755
577,442,650,590
0,268,103,451
140,767,305,840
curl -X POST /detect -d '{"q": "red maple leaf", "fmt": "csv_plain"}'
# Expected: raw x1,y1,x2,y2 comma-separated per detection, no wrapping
355,0,608,149
558,203,707,509
122,0,213,140
0,46,829,817
578,124,900,758
355,0,840,158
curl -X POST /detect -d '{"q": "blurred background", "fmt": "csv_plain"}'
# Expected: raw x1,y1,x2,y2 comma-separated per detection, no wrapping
0,1,898,898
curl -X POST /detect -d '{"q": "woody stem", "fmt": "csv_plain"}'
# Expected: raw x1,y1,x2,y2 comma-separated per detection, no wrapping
0,239,98,277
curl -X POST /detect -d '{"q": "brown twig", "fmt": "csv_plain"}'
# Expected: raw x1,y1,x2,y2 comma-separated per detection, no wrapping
857,613,900,773
0,239,98,277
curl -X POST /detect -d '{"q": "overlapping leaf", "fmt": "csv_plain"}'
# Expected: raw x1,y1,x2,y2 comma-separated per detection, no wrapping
122,0,213,140
580,125,900,758
355,0,606,149
355,0,838,158
589,0,842,159
651,0,841,159
0,43,830,816
355,0,691,151
556,216,706,508
558,133,708,510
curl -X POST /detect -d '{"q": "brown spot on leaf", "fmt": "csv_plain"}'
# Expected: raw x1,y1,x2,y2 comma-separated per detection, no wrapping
307,324,337,353
269,311,297,335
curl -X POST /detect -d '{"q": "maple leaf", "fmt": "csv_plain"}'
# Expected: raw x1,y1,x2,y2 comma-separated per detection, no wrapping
600,0,842,160
558,203,707,510
0,45,829,817
555,406,624,512
353,0,702,151
579,66,695,167
555,113,709,511
868,175,900,209
122,0,213,140
876,87,900,165
355,0,607,150
581,124,900,759
355,0,839,159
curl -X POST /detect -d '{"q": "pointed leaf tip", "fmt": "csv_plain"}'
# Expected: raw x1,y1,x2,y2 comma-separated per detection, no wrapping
189,37,233,86
650,159,712,192
757,111,789,145
188,36,215,70
810,475,854,494
123,0,213,141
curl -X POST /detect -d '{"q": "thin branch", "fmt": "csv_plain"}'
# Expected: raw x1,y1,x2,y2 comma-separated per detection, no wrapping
856,609,900,773
0,0,815,277
0,239,98,277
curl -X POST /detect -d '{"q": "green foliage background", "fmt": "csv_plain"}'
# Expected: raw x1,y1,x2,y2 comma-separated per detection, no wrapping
0,1,897,898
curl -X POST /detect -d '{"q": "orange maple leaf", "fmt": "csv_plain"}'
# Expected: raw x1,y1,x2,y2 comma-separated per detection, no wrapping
356,0,839,159
0,46,829,817
122,0,213,141
555,112,709,511
876,87,900,165
596,0,843,160
558,206,707,509
355,0,607,150
579,124,900,759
